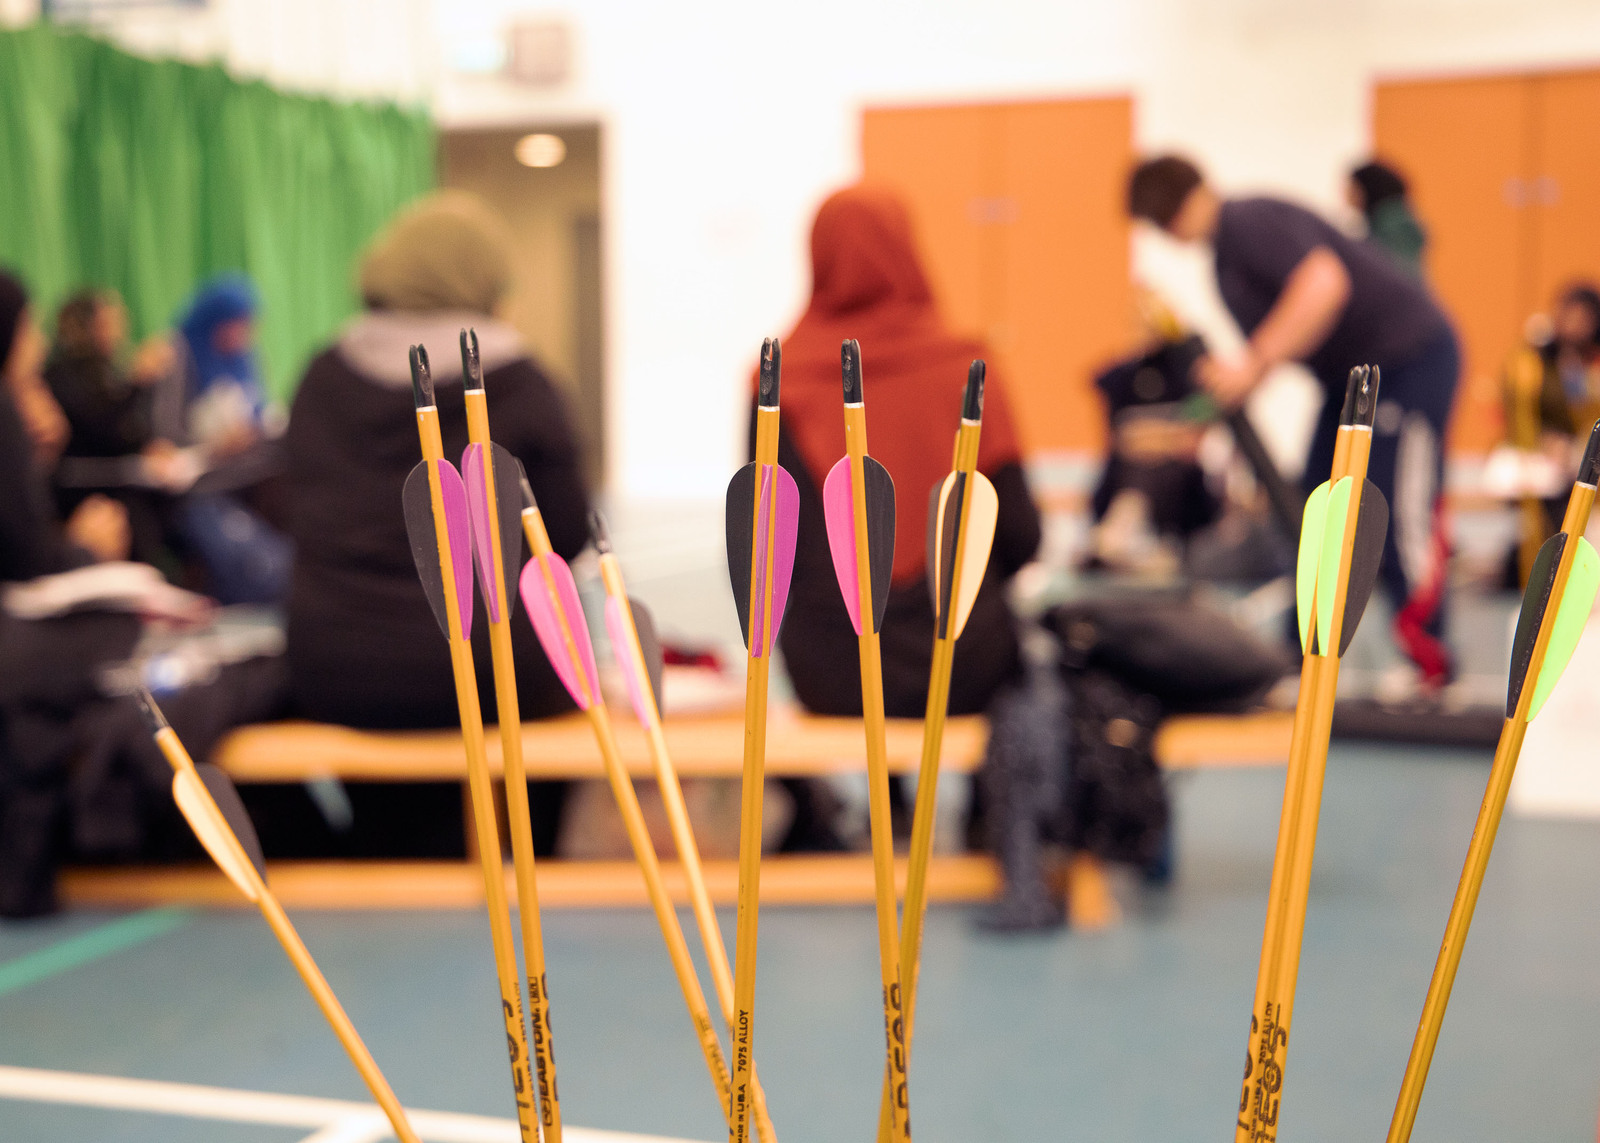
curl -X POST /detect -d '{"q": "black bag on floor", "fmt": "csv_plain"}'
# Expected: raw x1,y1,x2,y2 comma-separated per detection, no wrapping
1058,667,1167,867
1047,595,1291,714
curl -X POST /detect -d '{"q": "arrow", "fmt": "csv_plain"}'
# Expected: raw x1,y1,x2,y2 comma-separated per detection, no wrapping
401,345,541,1143
823,339,911,1143
135,691,422,1143
515,481,742,1135
874,361,997,1143
459,329,564,1143
591,512,780,1143
721,337,799,1143
1236,365,1384,1143
1387,421,1600,1142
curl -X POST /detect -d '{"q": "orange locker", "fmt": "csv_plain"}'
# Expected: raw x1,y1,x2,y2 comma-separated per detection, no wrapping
862,97,1133,456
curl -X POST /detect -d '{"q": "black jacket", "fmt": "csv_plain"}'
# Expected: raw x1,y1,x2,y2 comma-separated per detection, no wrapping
284,346,589,729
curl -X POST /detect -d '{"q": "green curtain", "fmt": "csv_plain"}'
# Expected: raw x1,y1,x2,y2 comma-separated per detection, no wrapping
0,24,435,400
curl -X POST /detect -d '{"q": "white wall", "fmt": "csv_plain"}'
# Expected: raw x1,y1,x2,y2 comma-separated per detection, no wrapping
20,0,1600,498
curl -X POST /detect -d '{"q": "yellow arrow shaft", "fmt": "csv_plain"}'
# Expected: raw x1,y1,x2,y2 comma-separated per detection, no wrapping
876,416,982,1143
153,727,422,1143
1237,423,1371,1143
731,404,783,1143
464,391,563,1143
596,552,779,1143
416,406,540,1143
844,402,912,1143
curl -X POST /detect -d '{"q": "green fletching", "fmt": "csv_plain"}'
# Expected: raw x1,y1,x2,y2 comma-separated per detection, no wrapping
1315,477,1355,657
1528,536,1600,721
1296,481,1331,654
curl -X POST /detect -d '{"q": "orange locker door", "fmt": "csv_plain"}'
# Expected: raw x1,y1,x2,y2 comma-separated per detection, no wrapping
1529,71,1600,312
998,98,1131,455
861,105,998,346
862,97,1132,456
1374,74,1535,453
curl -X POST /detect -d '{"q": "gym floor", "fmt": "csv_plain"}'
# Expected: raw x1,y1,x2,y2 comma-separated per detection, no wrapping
4,739,1598,1142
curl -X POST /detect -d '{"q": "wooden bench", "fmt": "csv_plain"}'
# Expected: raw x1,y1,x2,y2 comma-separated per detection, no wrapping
60,708,1292,912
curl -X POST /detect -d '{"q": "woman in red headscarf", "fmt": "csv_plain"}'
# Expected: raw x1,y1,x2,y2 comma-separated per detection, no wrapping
758,186,1042,847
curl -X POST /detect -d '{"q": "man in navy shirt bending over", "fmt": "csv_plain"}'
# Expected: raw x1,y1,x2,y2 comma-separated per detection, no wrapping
1127,154,1460,690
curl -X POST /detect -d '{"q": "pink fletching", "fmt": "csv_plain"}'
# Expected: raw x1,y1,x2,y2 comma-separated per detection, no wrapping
436,459,474,636
749,465,800,657
604,596,653,724
460,444,502,624
822,457,862,635
518,552,600,710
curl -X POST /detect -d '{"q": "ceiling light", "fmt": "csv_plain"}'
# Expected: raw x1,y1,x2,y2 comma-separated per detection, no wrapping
515,133,566,169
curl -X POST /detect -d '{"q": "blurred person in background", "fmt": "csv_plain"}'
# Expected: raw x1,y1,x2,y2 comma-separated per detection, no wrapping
176,274,270,451
284,190,589,857
171,274,291,605
1128,155,1461,693
1499,283,1600,565
0,269,280,917
1,273,130,577
45,287,181,569
761,185,1042,852
1348,159,1427,274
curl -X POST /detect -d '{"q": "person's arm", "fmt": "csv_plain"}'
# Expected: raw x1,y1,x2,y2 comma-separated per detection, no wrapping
1201,246,1351,406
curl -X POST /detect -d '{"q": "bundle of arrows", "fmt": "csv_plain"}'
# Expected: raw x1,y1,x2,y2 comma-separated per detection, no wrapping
1237,365,1389,1142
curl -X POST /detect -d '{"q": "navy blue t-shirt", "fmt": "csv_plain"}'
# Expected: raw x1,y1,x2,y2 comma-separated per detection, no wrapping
1214,197,1451,393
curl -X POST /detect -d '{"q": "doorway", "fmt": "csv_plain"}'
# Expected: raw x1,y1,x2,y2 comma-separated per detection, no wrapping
440,124,606,487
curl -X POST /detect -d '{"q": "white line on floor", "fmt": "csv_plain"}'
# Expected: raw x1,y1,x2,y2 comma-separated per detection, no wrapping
0,1065,709,1143
296,1116,391,1143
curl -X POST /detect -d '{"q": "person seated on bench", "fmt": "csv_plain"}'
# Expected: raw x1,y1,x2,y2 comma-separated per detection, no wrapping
0,270,280,917
756,185,1042,851
283,191,590,856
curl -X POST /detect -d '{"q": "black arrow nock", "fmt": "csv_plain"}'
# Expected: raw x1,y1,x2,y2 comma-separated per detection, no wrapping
409,344,434,409
460,328,483,392
1339,364,1379,428
964,360,986,421
842,339,863,403
759,338,781,408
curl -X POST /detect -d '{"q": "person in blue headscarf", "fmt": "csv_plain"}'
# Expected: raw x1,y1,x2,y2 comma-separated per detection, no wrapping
174,274,267,450
170,273,289,605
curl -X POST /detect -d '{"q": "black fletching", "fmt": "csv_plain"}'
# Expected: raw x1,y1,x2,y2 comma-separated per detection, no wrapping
964,361,986,421
402,462,452,639
197,762,268,883
842,340,863,403
724,461,758,649
488,443,524,617
1508,532,1566,716
759,339,781,408
1336,480,1389,656
409,345,433,409
927,473,966,638
862,455,896,634
629,596,666,715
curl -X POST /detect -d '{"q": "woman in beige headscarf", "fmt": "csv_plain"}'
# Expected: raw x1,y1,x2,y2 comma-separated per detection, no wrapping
283,191,589,855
